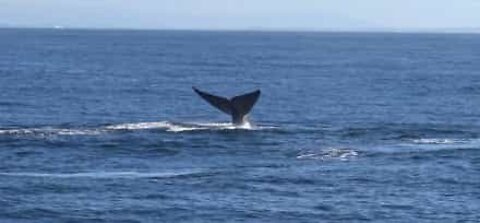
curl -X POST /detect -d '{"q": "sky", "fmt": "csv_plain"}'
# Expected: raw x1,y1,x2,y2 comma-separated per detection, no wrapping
1,0,480,31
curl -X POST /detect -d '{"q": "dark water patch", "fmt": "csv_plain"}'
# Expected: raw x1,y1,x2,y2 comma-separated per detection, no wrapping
232,163,291,169
0,101,33,107
3,208,63,221
347,176,382,184
12,149,44,157
380,203,415,211
251,185,302,198
3,181,92,196
135,193,171,200
460,84,480,94
312,204,335,212
95,140,182,157
248,175,318,186
337,123,479,142
434,177,464,185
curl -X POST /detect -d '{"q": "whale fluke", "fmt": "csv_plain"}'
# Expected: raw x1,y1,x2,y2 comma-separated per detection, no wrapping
193,87,260,125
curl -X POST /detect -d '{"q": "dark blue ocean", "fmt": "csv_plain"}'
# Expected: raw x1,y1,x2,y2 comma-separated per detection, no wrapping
0,28,479,222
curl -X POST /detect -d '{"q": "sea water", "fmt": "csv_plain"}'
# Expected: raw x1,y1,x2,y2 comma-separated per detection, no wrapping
0,29,479,222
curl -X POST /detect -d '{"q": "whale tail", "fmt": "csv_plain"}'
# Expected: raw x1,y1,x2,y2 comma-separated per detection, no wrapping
193,87,261,125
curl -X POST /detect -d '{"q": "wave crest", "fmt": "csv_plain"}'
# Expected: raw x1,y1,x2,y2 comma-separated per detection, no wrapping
297,147,358,161
412,138,466,144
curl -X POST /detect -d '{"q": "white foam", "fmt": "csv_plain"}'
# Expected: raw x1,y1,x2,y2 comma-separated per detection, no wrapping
104,121,236,132
412,138,466,144
194,122,252,129
0,128,100,136
189,122,233,127
55,129,102,136
0,121,278,136
146,121,274,132
0,170,202,179
393,137,480,152
166,125,208,132
0,129,32,134
188,121,278,131
297,147,358,161
104,121,172,130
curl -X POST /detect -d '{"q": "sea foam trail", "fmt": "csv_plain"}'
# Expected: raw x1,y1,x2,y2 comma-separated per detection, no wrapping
104,121,173,130
0,121,278,136
103,121,275,132
0,170,204,179
406,138,480,149
0,128,101,136
412,138,467,144
366,138,480,154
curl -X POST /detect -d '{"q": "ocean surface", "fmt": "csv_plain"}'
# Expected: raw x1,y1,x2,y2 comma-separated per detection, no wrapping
0,28,479,222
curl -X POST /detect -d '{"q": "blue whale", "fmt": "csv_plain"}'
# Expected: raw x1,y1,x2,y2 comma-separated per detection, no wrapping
193,87,261,125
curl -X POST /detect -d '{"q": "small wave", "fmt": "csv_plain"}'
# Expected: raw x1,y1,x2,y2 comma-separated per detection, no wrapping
410,138,480,146
0,170,203,179
297,147,358,161
412,138,460,144
374,137,480,154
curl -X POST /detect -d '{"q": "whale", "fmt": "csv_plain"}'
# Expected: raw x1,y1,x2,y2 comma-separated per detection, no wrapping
193,87,261,126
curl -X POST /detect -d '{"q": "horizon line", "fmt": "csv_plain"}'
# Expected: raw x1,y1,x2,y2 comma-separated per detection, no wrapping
1,25,480,35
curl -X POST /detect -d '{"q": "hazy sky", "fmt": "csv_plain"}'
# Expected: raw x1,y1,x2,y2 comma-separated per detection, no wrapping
1,0,480,30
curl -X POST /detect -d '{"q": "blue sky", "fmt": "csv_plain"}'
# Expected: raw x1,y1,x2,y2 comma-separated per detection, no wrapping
1,0,480,31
